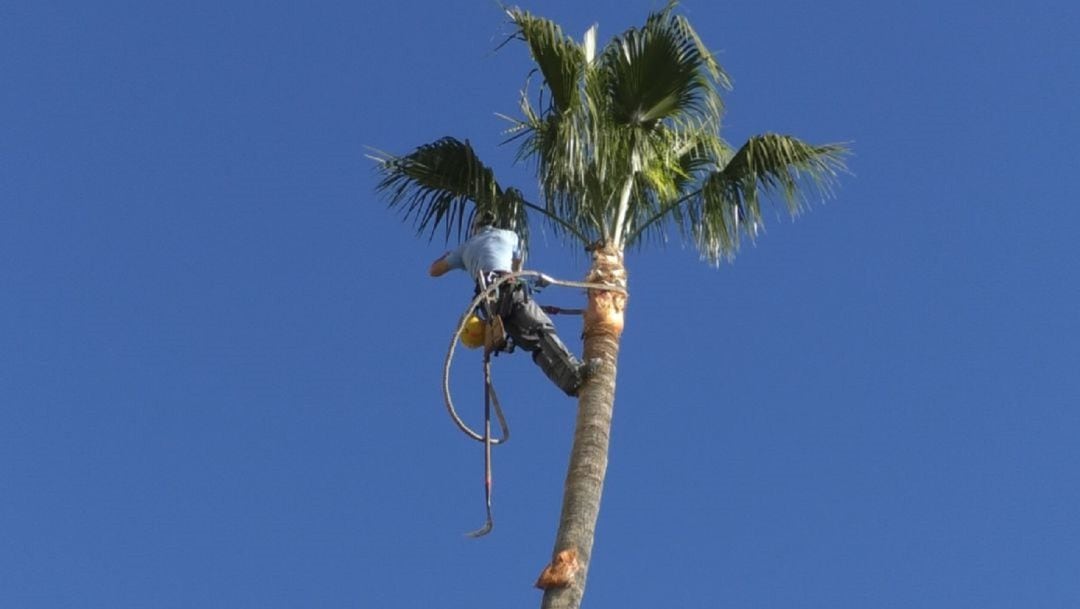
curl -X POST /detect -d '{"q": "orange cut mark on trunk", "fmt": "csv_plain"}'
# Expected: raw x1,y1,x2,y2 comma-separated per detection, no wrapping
583,245,628,337
586,290,625,335
534,548,580,590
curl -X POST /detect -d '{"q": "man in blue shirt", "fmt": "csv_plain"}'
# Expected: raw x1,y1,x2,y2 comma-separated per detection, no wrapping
430,212,591,397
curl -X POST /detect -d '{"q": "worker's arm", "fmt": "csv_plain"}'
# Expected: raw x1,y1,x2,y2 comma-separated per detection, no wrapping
429,253,452,277
512,257,523,273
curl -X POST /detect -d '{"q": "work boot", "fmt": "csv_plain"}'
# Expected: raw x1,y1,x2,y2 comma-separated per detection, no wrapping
532,331,587,397
566,358,602,398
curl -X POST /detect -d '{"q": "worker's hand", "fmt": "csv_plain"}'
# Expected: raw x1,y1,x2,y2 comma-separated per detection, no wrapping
429,253,452,277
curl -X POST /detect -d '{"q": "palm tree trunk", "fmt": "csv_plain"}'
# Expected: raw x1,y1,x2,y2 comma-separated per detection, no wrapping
539,245,627,609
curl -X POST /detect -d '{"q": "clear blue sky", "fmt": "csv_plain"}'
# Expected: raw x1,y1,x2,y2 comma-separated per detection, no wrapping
3,1,1079,607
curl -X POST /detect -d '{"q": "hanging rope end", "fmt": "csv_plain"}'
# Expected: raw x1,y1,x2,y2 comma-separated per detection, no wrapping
465,520,494,538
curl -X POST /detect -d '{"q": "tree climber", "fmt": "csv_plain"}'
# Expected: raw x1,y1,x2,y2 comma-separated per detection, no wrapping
429,212,594,397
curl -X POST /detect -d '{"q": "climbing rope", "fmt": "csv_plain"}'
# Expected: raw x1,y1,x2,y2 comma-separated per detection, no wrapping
466,351,496,538
464,272,505,538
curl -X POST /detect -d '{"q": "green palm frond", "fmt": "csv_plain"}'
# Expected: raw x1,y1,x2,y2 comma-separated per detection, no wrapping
370,137,528,247
600,1,728,128
501,8,602,242
694,134,849,262
507,8,586,114
623,125,728,246
721,134,848,214
513,95,596,236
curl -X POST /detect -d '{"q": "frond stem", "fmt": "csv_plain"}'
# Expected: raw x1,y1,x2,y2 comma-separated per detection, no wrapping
610,174,636,249
624,187,702,244
523,201,591,244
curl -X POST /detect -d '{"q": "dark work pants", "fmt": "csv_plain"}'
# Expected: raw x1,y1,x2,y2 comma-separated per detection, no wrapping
479,280,584,396
499,286,554,353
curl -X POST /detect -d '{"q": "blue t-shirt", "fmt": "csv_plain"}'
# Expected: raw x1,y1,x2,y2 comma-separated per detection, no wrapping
445,227,521,277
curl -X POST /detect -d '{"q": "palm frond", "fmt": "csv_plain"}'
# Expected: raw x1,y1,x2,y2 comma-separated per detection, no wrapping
694,134,850,263
370,137,527,247
623,126,729,247
599,1,727,127
507,7,586,114
722,134,849,213
500,10,604,244
511,96,601,243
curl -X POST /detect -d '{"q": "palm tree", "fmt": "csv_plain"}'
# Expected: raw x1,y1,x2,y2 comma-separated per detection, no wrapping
372,3,848,608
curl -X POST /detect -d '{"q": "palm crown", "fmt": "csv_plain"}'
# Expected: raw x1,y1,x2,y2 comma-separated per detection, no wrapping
373,1,847,264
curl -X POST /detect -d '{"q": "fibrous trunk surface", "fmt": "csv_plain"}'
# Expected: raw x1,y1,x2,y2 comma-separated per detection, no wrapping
539,245,627,609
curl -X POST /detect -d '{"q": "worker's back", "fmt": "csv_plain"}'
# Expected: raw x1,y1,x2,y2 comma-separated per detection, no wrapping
446,227,519,277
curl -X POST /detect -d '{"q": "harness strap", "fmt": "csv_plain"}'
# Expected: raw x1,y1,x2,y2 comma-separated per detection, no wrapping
476,272,509,353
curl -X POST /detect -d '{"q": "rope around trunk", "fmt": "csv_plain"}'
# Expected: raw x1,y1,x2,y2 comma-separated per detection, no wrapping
442,270,628,443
